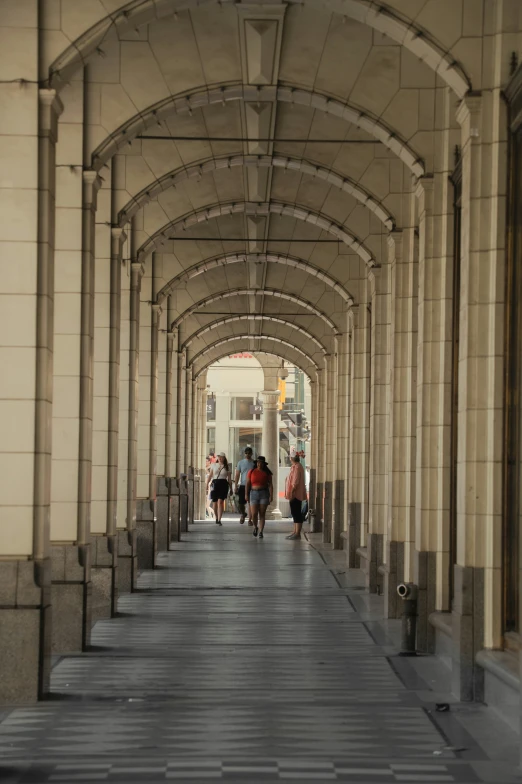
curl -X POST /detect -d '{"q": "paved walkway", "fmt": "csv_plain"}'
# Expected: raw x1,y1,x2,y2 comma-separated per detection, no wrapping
0,518,519,783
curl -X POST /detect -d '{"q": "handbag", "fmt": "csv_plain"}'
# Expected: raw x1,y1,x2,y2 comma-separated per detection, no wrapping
210,465,224,490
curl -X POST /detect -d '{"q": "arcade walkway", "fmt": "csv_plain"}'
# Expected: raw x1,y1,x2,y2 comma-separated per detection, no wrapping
0,520,519,784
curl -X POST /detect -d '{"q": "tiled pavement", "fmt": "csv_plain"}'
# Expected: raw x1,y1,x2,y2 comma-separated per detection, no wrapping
0,519,519,783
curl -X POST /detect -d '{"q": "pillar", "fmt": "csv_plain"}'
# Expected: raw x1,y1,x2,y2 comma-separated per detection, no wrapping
308,379,318,528
385,225,418,618
117,259,142,591
91,179,122,622
314,367,327,532
452,89,505,700
0,70,62,700
335,327,350,550
347,303,370,568
367,265,391,593
323,353,338,545
261,389,282,519
50,157,101,653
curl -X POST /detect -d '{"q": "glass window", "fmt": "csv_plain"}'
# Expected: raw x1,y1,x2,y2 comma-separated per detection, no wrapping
206,427,215,458
206,396,216,422
228,427,262,467
230,396,255,420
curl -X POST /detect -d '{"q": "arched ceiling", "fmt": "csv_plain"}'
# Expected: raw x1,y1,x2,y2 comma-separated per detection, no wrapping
192,335,319,380
171,289,340,335
119,154,395,229
49,0,470,366
136,200,376,266
47,1,471,97
182,314,329,354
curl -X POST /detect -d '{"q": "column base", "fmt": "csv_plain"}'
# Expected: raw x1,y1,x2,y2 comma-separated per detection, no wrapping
452,564,485,701
117,529,137,594
91,534,118,622
136,499,157,572
179,475,189,533
323,480,333,544
265,506,282,520
187,469,194,524
51,543,92,653
0,559,51,703
414,549,437,654
313,482,324,533
383,540,405,618
332,479,343,549
169,480,180,544
346,502,361,568
156,477,170,553
366,532,384,594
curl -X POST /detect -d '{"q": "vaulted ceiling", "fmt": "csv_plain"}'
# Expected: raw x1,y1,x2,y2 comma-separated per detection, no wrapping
49,0,472,370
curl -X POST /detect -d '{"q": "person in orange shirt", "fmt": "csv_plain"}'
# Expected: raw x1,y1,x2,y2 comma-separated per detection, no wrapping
285,454,307,540
245,456,273,539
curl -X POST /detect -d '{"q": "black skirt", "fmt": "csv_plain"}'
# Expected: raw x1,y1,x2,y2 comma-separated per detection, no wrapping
210,478,229,501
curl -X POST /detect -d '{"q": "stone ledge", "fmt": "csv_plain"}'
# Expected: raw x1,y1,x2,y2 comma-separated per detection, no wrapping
476,649,520,692
356,546,368,561
429,611,453,638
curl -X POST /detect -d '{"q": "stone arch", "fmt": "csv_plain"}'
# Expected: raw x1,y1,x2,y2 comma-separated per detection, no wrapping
190,334,321,375
48,0,470,99
157,253,354,306
198,348,317,386
182,315,329,355
92,84,425,176
138,201,375,267
171,288,340,335
119,155,395,230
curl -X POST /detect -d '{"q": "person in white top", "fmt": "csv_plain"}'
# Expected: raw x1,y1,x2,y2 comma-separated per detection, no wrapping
205,452,232,526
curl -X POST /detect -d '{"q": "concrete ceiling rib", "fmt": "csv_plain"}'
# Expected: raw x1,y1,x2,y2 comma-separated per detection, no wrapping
191,334,320,377
136,201,375,267
156,254,353,307
182,315,328,354
91,84,424,176
118,156,395,230
47,0,470,99
170,289,340,335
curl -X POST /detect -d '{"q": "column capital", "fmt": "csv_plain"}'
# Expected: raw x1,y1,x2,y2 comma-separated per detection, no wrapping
82,170,103,208
39,88,64,140
260,389,280,408
456,92,482,128
387,230,403,262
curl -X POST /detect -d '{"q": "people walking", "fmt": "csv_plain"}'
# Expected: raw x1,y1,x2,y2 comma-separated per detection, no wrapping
285,455,307,540
234,447,255,525
246,456,273,539
206,452,232,526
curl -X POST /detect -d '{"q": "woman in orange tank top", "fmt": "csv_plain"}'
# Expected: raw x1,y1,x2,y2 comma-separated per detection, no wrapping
245,456,273,539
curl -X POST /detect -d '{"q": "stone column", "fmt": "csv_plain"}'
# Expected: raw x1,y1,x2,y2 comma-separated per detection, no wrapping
385,225,418,618
261,389,282,519
308,379,318,528
155,306,169,554
323,353,338,545
118,259,142,591
367,265,391,593
336,325,350,550
177,349,189,532
452,91,505,700
90,190,124,621
51,162,101,654
347,303,371,569
0,80,62,702
314,367,327,532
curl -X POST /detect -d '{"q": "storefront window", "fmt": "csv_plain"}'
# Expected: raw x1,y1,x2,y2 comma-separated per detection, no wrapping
229,427,262,467
230,396,256,420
